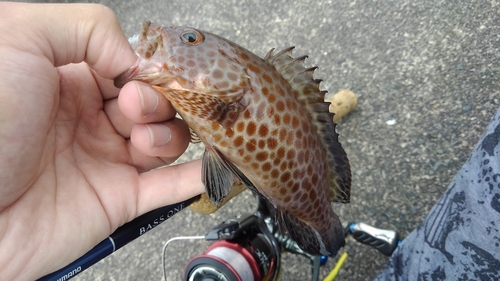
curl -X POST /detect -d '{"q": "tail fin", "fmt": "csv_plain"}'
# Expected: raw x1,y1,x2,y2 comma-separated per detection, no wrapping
277,210,345,257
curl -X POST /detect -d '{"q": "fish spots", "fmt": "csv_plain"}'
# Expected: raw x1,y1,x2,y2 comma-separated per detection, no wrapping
276,85,285,97
187,60,196,67
220,140,228,147
262,73,273,84
306,165,314,176
280,171,291,183
241,52,250,61
188,69,198,79
266,106,275,116
283,113,291,125
246,121,257,136
258,139,266,149
301,120,310,132
197,56,207,64
271,169,280,178
247,63,261,74
215,81,229,89
205,42,216,49
297,151,305,162
279,128,287,140
267,137,278,149
226,129,234,138
280,162,287,171
227,72,238,81
212,69,224,79
246,140,256,152
292,116,300,127
273,156,281,166
251,162,259,170
293,170,302,180
277,147,286,158
308,189,317,201
256,100,265,114
256,151,269,161
217,58,227,69
214,134,223,142
258,125,269,137
273,114,281,125
262,162,272,171
286,100,297,111
279,187,287,196
287,149,296,159
311,174,319,185
276,101,285,112
299,192,308,202
268,94,276,103
235,122,245,132
207,50,216,57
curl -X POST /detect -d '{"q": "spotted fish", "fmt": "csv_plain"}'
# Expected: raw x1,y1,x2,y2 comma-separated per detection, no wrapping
115,22,351,257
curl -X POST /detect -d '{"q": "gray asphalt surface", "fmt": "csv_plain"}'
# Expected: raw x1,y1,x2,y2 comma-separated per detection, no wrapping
30,0,499,280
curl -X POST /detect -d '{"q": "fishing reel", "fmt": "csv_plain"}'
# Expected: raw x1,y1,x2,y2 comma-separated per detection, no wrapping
184,209,281,281
163,196,326,281
162,196,400,281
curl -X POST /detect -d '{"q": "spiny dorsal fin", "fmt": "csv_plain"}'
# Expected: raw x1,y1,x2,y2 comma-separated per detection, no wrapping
264,47,352,203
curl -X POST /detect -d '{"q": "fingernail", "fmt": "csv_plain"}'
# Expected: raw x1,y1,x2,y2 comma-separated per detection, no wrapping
137,83,159,117
146,124,172,148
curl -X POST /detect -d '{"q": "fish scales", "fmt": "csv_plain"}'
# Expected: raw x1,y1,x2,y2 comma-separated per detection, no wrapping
115,22,351,257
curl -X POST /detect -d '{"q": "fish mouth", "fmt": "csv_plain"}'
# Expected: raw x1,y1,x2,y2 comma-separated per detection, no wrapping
114,21,167,88
114,66,139,88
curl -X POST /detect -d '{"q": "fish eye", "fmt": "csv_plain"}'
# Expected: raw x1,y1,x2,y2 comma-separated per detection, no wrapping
181,29,204,45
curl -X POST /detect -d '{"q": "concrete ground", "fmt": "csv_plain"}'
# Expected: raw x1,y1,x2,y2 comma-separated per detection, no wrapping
32,0,499,280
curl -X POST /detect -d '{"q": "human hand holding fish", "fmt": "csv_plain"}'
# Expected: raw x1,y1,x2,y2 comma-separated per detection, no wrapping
0,3,205,280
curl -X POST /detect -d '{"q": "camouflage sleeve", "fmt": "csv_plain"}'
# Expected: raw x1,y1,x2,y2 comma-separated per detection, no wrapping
374,107,500,281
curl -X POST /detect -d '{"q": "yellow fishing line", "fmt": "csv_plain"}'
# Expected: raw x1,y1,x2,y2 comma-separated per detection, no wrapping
323,252,348,281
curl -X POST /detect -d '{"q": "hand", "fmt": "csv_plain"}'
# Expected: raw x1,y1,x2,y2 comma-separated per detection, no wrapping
0,3,204,280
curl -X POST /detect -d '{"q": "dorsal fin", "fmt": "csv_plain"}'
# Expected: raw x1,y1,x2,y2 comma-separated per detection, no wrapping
264,47,352,203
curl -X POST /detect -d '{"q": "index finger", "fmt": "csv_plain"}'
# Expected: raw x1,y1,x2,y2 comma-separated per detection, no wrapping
0,2,137,79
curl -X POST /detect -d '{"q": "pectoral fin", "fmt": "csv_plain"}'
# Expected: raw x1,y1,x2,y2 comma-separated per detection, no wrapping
220,155,262,197
202,148,235,206
202,147,261,206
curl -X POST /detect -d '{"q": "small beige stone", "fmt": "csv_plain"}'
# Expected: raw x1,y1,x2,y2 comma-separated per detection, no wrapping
326,89,358,122
189,181,247,214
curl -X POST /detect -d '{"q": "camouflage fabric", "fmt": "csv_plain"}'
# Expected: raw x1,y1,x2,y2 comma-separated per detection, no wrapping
374,108,500,281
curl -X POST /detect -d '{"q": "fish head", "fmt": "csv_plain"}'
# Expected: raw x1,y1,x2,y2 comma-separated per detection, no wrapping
115,22,250,110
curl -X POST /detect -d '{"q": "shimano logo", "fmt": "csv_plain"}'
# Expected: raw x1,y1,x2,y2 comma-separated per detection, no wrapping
56,266,81,281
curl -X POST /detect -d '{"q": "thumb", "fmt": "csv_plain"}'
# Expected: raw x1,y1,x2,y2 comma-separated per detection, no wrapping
0,2,137,79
